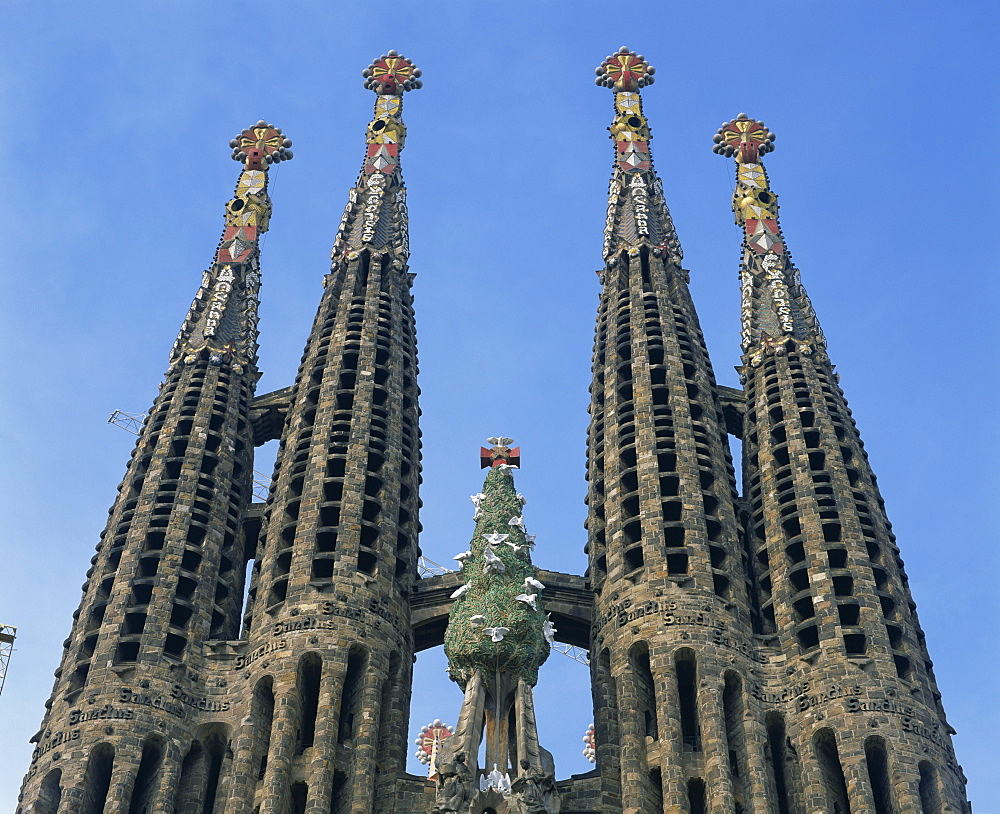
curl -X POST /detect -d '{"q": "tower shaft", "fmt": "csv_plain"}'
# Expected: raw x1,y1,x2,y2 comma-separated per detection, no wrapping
17,123,290,813
234,55,422,814
716,113,969,812
588,51,748,813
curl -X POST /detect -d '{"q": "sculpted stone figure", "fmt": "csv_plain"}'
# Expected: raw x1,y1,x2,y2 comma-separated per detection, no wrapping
510,758,557,814
435,751,473,813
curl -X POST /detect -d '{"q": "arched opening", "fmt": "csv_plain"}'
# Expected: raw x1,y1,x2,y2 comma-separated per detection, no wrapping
176,741,206,813
765,712,800,814
290,781,308,814
865,736,895,814
338,646,368,745
629,642,658,741
918,761,941,814
296,652,322,753
687,777,706,814
35,768,62,814
81,743,115,814
128,736,165,814
675,648,700,750
376,650,408,794
723,672,749,809
251,677,275,792
813,728,849,814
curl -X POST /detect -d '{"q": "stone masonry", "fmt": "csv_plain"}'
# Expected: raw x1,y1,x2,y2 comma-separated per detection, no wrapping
16,50,970,814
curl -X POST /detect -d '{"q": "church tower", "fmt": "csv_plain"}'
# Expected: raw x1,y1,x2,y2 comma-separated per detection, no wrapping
714,113,969,812
586,48,752,814
229,51,422,814
17,120,292,812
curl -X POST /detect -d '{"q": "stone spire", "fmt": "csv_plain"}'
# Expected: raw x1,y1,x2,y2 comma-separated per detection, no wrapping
17,124,291,813
230,54,423,814
716,116,970,811
595,47,682,266
713,113,825,361
171,121,292,374
584,49,749,813
437,441,559,813
328,51,421,270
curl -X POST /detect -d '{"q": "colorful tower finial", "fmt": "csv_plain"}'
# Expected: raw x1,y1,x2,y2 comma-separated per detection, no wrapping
481,437,520,469
171,121,291,371
713,112,775,163
595,46,655,91
229,119,293,167
329,53,421,265
362,50,422,94
713,113,825,358
594,47,682,264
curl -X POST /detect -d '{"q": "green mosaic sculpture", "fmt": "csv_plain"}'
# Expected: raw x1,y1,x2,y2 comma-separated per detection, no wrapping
444,446,550,688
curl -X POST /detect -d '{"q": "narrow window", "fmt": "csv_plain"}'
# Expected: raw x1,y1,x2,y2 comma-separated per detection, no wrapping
918,761,941,814
814,728,850,814
81,743,115,814
252,678,275,786
765,713,793,814
338,648,368,744
687,778,706,814
127,738,165,814
676,649,700,750
630,644,658,740
723,672,749,808
291,782,308,814
35,769,62,814
865,736,895,814
297,653,322,753
647,767,664,813
329,771,350,814
175,742,206,812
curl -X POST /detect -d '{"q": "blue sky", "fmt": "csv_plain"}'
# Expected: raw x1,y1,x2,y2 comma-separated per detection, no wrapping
1,0,997,808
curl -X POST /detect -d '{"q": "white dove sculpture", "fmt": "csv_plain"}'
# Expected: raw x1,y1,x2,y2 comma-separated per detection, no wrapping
542,617,557,644
494,463,518,473
524,534,537,547
484,627,509,642
450,585,469,599
483,532,509,546
485,436,514,447
469,614,485,628
508,516,526,531
483,546,506,573
515,593,538,610
524,577,545,592
516,493,527,505
469,493,485,507
453,551,471,562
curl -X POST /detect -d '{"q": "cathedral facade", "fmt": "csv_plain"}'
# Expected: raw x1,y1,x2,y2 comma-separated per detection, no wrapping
17,49,970,814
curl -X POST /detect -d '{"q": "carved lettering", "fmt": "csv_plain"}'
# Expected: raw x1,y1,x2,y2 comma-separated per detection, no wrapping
171,684,231,712
118,687,185,719
30,728,80,763
235,638,287,669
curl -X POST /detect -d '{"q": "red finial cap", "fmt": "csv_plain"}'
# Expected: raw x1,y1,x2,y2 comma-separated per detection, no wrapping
713,114,776,163
595,46,655,92
480,436,520,469
230,120,293,168
362,51,423,95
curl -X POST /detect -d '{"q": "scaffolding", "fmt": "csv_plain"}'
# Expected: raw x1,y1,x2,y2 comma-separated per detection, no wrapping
109,410,272,502
0,624,16,697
